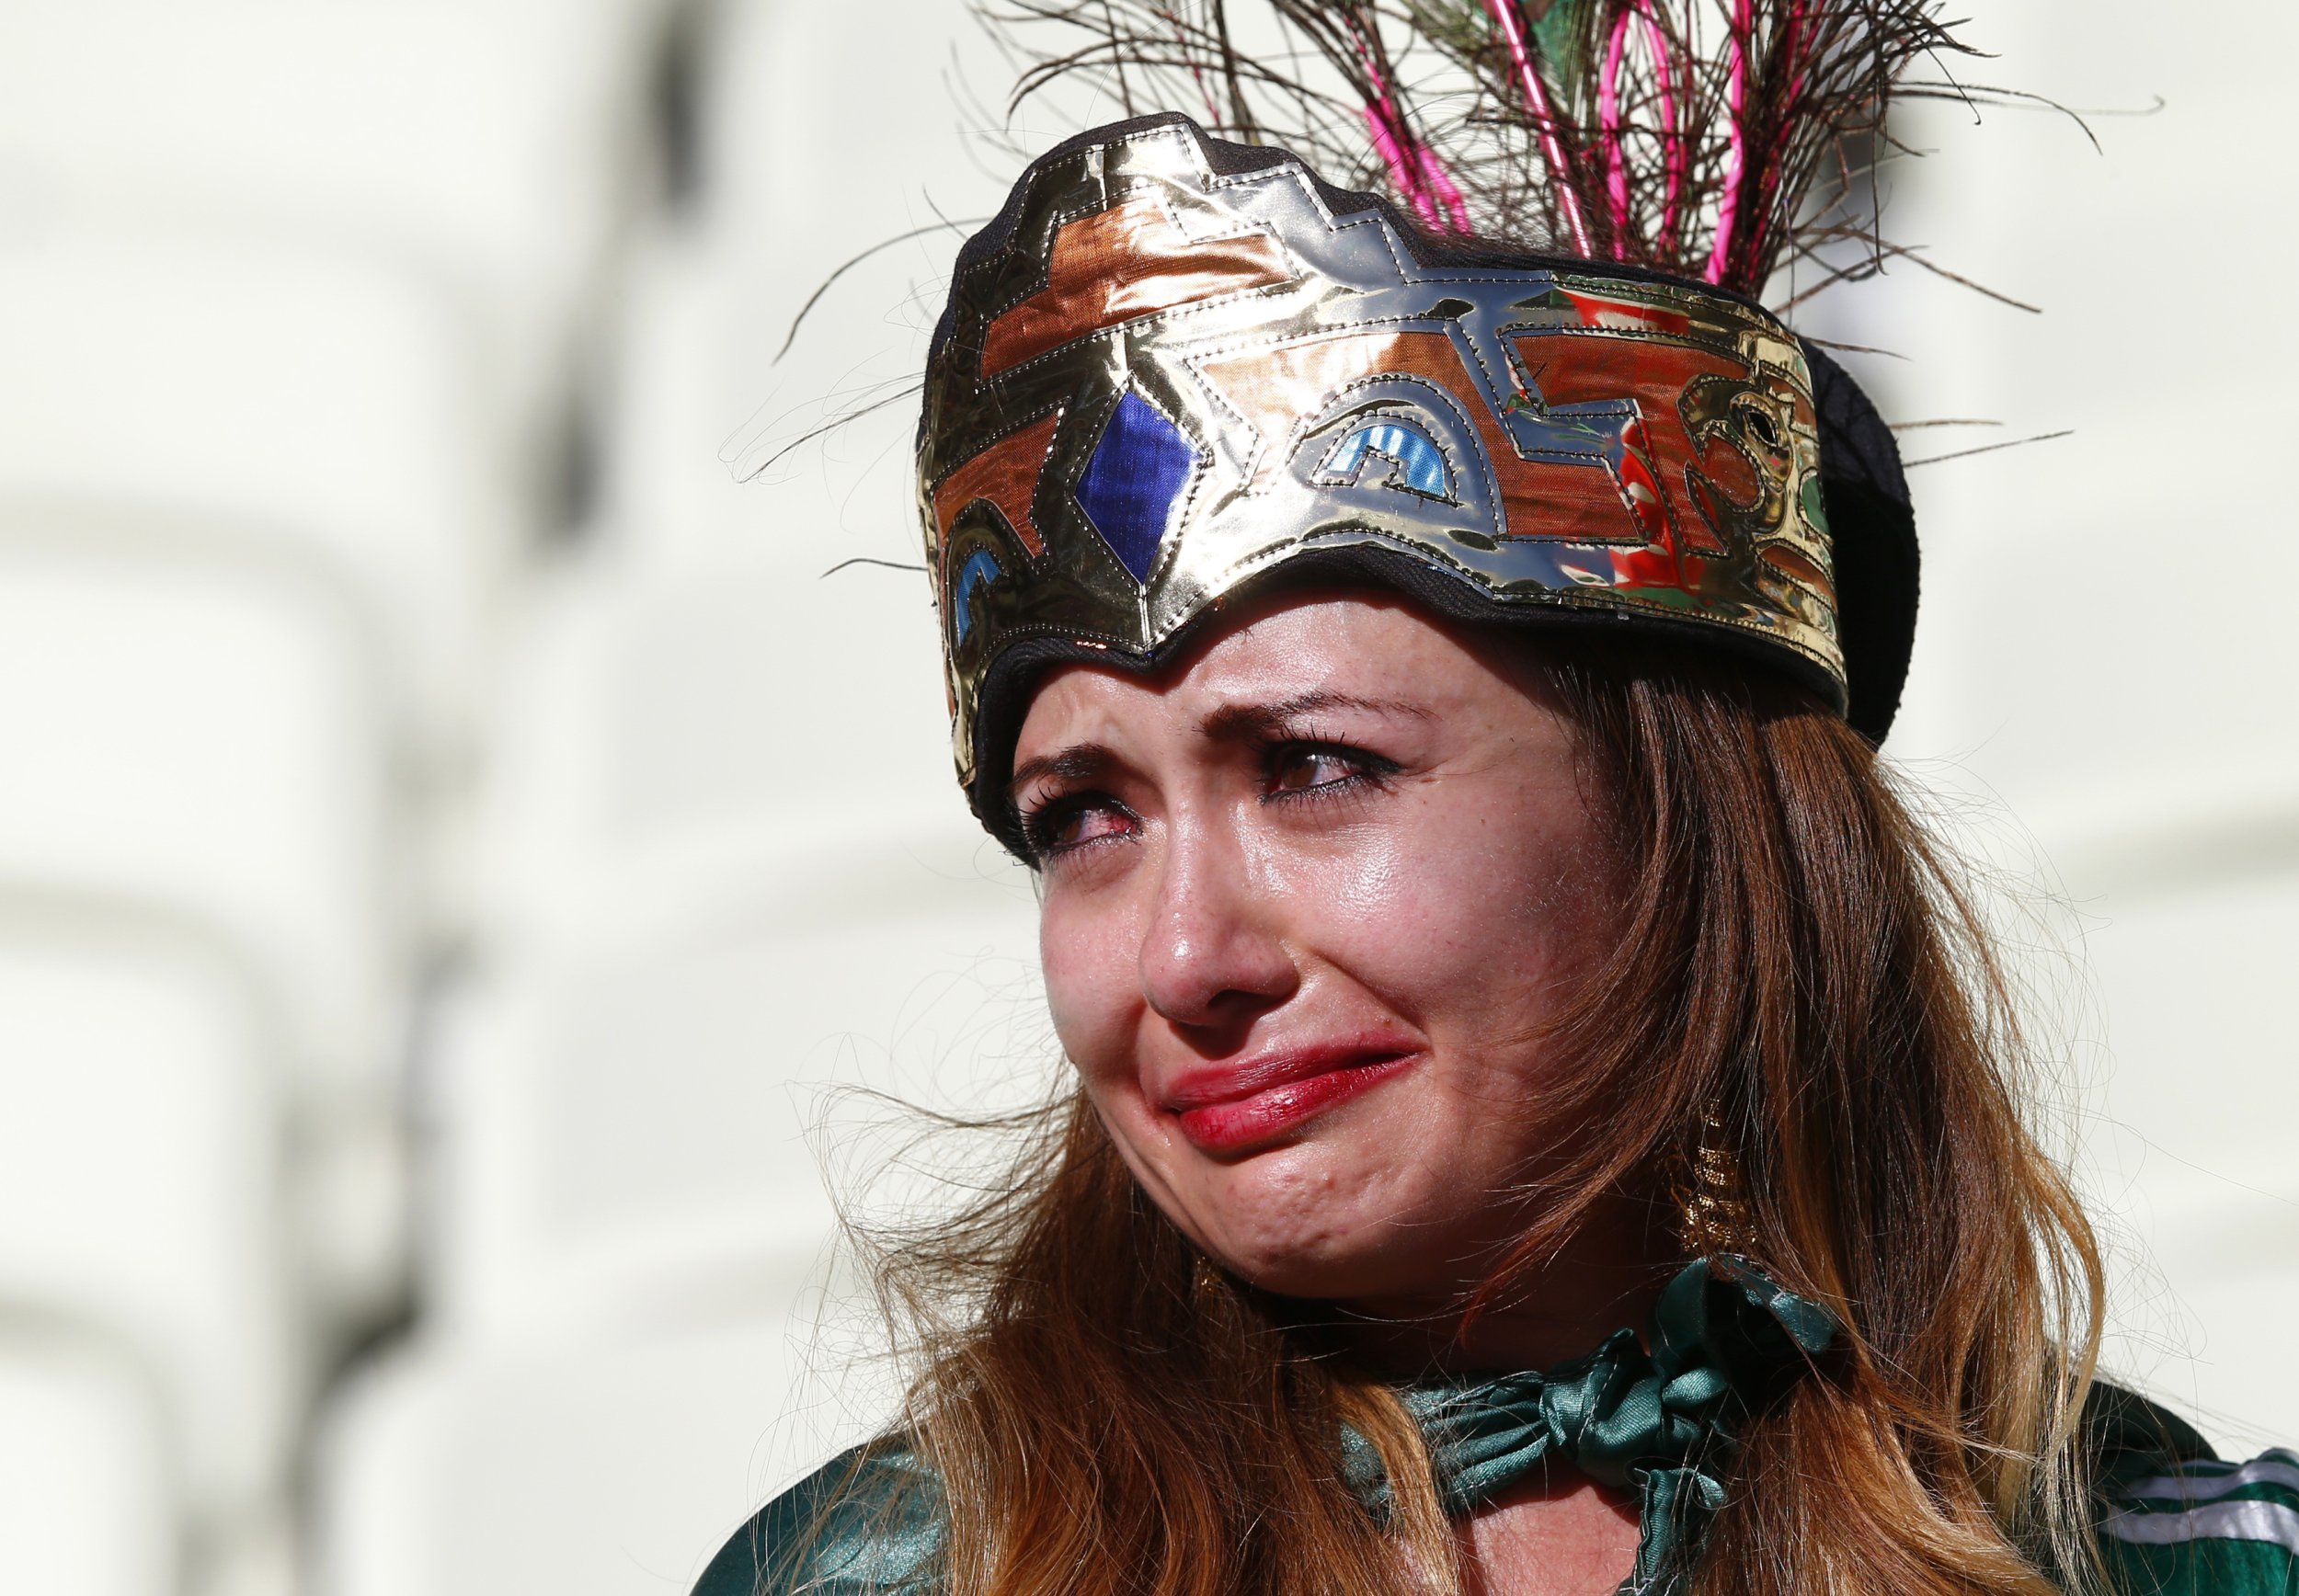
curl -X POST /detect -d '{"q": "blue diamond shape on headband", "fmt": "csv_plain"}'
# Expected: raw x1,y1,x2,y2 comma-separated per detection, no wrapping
1074,389,1196,584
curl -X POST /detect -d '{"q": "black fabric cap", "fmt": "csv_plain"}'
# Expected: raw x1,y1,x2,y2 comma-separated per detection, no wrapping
1807,345,1918,744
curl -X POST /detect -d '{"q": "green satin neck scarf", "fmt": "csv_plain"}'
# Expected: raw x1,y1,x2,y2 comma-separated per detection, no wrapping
1341,1256,1842,1594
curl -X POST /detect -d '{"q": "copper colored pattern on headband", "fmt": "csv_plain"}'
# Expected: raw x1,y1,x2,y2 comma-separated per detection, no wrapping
978,198,1295,378
1514,333,1762,556
931,411,1063,556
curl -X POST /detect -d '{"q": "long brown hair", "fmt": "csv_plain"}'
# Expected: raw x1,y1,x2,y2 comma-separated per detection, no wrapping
855,639,2107,1596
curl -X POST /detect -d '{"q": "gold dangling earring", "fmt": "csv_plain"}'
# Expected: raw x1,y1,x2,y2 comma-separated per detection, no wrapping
1193,1250,1228,1305
1675,1111,1759,1260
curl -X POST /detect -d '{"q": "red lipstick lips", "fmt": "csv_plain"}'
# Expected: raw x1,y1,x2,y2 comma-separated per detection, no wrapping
1162,1043,1419,1154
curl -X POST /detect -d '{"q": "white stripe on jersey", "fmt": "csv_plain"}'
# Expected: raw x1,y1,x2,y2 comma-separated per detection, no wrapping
2114,1453,2299,1507
2099,1498,2299,1554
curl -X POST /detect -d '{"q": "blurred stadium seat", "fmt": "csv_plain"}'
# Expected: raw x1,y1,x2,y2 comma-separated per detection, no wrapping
469,549,999,947
0,544,397,1095
0,0,678,492
0,929,302,1527
0,227,515,756
429,835,1042,1342
0,543,411,1353
0,1325,176,1596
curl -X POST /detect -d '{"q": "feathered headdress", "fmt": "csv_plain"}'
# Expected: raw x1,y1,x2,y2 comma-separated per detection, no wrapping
916,3,1949,849
992,0,1971,302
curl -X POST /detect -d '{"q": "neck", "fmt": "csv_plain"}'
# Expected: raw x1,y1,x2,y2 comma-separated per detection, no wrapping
1334,1190,1679,1376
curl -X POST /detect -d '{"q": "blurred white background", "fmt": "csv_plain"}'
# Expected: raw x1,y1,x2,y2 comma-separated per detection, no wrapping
0,2,2287,1593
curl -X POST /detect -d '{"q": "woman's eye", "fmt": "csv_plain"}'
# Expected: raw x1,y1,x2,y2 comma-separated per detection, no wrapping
1024,796,1135,859
1267,746,1373,796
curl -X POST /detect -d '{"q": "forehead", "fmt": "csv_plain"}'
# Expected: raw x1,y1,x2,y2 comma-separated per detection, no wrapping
1014,593,1515,747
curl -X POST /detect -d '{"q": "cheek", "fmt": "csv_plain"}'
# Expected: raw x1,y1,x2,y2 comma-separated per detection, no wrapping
1038,894,1183,1197
1036,890,1141,1086
1310,785,1618,1031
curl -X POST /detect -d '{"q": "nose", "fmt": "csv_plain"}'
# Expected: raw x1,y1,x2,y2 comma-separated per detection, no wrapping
1138,818,1298,1038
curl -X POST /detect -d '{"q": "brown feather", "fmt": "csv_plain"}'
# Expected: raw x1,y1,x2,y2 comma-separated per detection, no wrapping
982,0,1981,302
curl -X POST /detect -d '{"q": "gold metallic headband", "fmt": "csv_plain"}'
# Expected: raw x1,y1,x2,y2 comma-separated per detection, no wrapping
920,116,1843,835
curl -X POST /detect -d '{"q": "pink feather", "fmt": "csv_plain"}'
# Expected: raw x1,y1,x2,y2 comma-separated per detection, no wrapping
1704,0,1754,283
1484,0,1593,256
1352,24,1471,235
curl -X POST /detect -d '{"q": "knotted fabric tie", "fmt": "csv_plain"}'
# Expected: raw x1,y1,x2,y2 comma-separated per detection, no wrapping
1340,1256,1841,1593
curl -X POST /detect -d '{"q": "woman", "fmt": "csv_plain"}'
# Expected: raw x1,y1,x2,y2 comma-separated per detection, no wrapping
697,7,2295,1590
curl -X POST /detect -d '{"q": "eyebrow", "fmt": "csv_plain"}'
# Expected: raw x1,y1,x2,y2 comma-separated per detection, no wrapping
1006,744,1120,806
1006,690,1429,806
1196,689,1434,743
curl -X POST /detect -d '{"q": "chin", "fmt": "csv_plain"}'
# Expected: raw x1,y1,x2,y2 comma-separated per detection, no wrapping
1181,1150,1481,1303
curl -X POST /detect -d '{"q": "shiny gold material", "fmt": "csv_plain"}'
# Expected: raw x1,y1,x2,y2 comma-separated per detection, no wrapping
1676,1114,1760,1259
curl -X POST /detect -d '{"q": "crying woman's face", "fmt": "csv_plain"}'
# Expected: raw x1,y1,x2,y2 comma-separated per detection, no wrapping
1011,590,1630,1306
